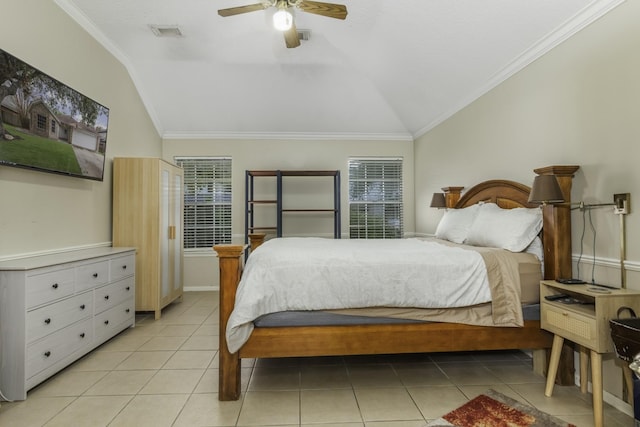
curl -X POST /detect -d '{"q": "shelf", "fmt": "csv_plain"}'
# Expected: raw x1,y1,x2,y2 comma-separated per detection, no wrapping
282,209,338,213
245,170,341,241
245,170,339,177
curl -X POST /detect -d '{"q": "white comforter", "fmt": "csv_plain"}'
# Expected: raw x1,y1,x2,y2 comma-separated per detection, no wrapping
226,237,493,353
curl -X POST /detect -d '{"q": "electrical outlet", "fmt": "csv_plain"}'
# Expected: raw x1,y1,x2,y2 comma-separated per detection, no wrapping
614,193,630,215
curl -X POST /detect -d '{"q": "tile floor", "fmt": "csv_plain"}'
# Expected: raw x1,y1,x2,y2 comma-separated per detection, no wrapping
0,291,634,426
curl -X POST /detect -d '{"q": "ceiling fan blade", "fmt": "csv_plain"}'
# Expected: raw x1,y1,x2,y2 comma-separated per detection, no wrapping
283,22,301,48
218,3,268,17
297,1,347,20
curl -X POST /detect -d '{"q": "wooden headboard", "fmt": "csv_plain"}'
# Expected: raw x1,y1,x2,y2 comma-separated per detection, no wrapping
455,180,537,209
441,166,580,280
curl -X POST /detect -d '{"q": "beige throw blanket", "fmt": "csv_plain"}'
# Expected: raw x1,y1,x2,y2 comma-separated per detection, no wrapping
328,244,524,327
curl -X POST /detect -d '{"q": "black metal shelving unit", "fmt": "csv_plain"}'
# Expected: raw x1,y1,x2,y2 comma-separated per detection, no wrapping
245,170,341,243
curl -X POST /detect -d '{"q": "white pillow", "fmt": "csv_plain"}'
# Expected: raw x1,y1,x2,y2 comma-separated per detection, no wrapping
524,236,544,261
434,204,480,244
465,203,542,252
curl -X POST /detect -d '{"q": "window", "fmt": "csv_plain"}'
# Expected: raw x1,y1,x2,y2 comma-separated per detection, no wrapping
174,157,232,249
36,114,46,130
348,158,403,239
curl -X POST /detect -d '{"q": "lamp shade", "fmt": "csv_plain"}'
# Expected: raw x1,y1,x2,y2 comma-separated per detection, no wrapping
528,175,565,204
430,192,447,208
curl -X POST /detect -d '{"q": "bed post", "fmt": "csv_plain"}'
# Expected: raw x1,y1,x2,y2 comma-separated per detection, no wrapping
533,165,580,280
248,232,266,252
213,244,245,401
442,186,464,208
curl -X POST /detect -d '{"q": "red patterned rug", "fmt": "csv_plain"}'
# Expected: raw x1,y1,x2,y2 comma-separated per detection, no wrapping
426,389,576,427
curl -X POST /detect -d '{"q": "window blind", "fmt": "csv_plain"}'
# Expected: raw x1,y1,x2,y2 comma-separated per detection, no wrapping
175,157,232,249
348,158,403,239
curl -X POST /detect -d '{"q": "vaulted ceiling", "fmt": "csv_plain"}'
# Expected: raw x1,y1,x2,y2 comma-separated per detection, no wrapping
55,0,623,140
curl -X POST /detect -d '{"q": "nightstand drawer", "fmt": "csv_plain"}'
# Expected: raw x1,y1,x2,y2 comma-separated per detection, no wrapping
542,303,596,348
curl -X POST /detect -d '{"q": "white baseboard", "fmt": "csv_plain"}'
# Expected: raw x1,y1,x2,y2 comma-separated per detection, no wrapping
184,286,218,292
575,374,634,418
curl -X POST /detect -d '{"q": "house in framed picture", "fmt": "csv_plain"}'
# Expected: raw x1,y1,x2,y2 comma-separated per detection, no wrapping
28,99,64,141
1,0,640,426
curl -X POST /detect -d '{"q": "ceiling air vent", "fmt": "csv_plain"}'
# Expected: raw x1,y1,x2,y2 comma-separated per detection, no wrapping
297,29,311,41
149,25,183,37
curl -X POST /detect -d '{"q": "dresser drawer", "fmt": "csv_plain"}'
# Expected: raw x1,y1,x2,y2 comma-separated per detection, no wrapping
26,318,93,379
110,253,135,282
542,303,596,348
27,291,93,342
76,260,110,292
26,267,75,309
95,299,134,342
94,276,134,314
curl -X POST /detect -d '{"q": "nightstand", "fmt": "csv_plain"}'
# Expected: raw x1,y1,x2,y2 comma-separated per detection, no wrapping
541,280,640,427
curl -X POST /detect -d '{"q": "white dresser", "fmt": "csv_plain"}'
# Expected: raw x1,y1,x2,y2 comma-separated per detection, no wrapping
0,247,136,401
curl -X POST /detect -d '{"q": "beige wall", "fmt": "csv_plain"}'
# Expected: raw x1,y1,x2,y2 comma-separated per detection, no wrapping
0,0,161,258
414,0,640,406
416,0,640,286
163,138,415,288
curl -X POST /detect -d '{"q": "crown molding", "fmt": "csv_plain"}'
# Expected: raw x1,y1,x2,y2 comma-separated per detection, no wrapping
162,131,414,142
413,0,626,139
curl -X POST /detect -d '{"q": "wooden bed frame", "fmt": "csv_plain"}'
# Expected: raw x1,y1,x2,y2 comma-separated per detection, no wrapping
214,165,580,400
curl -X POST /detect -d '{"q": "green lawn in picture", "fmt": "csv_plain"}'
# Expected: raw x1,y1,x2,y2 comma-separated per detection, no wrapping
0,124,82,175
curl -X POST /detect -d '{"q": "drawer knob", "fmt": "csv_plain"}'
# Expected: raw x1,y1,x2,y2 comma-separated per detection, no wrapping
80,332,85,338
52,283,59,289
93,273,98,278
104,320,109,325
104,295,109,300
122,265,127,270
126,309,130,313
80,304,86,310
44,351,51,358
562,312,569,316
126,286,130,291
44,318,51,325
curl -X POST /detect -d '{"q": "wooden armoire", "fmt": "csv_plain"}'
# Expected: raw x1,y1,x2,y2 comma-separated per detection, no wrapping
112,157,184,319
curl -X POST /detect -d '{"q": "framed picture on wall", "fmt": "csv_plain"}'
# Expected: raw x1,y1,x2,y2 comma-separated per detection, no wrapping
0,48,110,181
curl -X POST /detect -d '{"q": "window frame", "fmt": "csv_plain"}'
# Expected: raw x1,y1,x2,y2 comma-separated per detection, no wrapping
348,157,404,239
174,156,232,251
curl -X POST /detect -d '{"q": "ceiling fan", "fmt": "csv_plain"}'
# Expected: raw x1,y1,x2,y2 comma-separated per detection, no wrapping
218,0,348,48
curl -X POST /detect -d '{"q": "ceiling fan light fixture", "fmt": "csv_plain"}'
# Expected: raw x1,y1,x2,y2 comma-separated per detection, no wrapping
273,9,293,31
